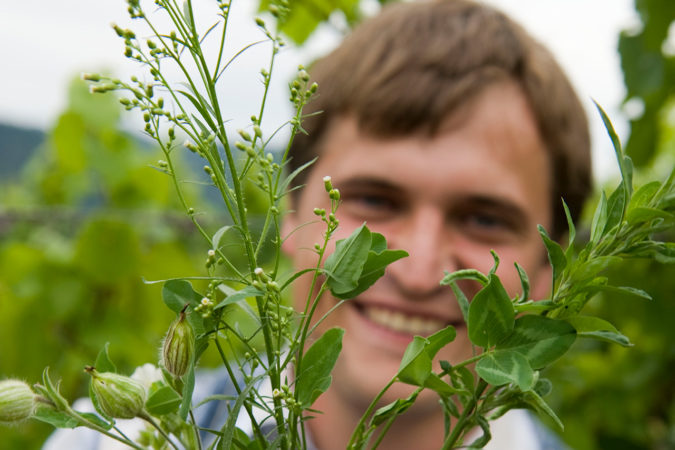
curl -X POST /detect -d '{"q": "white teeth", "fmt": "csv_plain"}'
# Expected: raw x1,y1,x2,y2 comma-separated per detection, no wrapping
364,306,444,335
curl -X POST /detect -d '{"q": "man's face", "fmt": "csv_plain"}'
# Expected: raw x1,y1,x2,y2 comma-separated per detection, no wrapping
283,81,553,413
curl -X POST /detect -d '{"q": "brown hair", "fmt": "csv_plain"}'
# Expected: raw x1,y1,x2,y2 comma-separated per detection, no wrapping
289,0,592,240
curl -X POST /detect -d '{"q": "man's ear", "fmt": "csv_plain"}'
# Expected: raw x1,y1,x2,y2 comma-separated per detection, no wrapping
529,261,553,301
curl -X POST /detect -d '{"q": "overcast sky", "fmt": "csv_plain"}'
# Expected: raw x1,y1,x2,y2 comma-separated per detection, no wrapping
0,0,639,180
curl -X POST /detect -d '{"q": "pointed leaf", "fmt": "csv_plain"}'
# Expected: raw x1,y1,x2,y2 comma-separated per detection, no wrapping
33,405,80,429
567,315,632,347
538,225,567,285
468,274,515,348
163,279,202,313
522,389,564,431
440,269,489,287
372,391,419,426
497,315,576,369
324,224,372,295
94,343,117,374
338,234,408,299
397,336,431,387
146,384,182,415
296,328,344,407
214,285,265,310
212,226,233,250
475,350,534,391
514,262,530,302
590,190,608,245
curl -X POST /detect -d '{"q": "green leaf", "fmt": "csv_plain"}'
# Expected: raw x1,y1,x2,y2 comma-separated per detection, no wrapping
521,389,564,431
163,279,205,334
212,225,233,250
296,328,344,407
626,206,674,224
32,405,80,429
447,282,470,324
496,315,576,369
440,269,489,287
146,383,182,415
397,336,432,387
163,279,202,313
584,284,652,301
562,199,576,252
469,414,492,448
604,182,627,233
569,256,621,284
514,262,530,302
538,225,567,286
179,363,196,420
324,224,372,296
337,232,408,299
595,100,633,199
628,180,661,211
468,274,515,348
396,327,459,395
590,190,608,245
213,285,265,310
426,326,457,357
567,315,633,347
475,350,535,391
372,391,419,426
94,343,117,373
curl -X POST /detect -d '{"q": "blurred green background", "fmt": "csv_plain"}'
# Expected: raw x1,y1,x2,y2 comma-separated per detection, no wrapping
1,0,674,449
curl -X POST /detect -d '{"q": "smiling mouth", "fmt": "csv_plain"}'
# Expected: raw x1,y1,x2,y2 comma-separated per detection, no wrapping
361,304,450,336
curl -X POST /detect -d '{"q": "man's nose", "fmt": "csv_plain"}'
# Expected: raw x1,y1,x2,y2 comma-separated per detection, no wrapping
387,207,454,297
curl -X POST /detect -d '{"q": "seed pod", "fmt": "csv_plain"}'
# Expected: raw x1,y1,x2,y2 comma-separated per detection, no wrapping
0,379,35,423
162,308,195,378
86,367,146,419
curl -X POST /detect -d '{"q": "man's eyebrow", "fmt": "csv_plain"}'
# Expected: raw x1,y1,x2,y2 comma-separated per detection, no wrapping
457,195,530,223
333,177,403,192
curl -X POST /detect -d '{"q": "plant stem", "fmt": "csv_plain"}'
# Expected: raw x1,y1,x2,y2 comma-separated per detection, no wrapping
441,378,488,450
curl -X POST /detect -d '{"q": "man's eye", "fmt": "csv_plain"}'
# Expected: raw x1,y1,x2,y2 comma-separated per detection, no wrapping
341,193,400,219
459,211,520,242
466,213,505,229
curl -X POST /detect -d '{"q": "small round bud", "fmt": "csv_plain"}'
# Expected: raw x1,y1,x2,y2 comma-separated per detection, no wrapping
238,129,252,142
86,367,146,419
255,17,265,27
329,188,340,201
161,309,196,378
253,125,262,138
81,73,101,82
323,176,332,192
0,379,35,424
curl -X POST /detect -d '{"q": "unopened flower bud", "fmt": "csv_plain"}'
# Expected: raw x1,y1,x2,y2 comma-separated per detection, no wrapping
85,367,146,419
323,176,332,192
161,308,195,378
0,379,35,423
81,73,101,82
238,129,252,142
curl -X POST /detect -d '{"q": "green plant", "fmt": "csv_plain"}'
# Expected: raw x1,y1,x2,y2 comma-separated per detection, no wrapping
0,1,673,449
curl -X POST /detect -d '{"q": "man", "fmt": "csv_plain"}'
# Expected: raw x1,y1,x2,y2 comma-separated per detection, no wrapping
45,1,591,448
281,1,591,449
